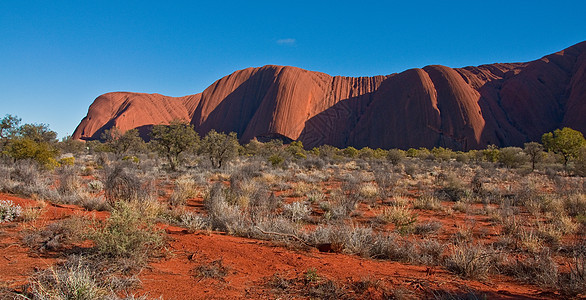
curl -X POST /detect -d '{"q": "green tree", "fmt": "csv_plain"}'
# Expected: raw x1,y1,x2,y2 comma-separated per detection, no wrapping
498,147,528,168
150,121,199,171
200,129,240,168
58,135,86,154
1,116,59,168
18,123,57,144
101,127,145,156
0,114,21,150
387,149,405,165
3,137,59,168
342,146,358,158
523,142,544,171
542,127,586,167
285,141,306,159
482,145,499,162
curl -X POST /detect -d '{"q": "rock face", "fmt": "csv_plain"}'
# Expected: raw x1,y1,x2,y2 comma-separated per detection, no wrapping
73,41,586,150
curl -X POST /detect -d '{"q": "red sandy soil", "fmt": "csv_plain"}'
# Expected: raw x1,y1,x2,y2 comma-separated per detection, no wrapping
0,192,565,299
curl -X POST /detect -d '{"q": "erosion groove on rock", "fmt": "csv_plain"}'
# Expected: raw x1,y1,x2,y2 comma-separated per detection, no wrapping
73,41,586,150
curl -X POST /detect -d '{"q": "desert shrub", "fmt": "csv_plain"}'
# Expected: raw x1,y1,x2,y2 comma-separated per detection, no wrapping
150,121,199,171
306,190,325,203
203,183,248,234
358,182,379,200
436,174,467,202
194,259,229,280
542,127,586,167
87,180,104,193
268,154,285,166
285,141,306,160
414,220,442,236
444,244,494,279
23,217,87,252
413,194,442,211
574,145,586,176
199,129,240,169
431,147,455,161
559,248,586,296
58,156,75,166
26,257,112,300
169,175,199,206
368,233,410,262
321,190,358,221
301,157,325,170
498,147,528,168
89,201,165,263
0,200,21,223
482,145,499,162
387,149,405,165
57,166,80,195
103,164,154,204
342,147,358,158
306,279,346,299
409,239,444,265
283,201,310,223
343,226,378,257
501,248,559,286
377,205,417,232
563,193,586,217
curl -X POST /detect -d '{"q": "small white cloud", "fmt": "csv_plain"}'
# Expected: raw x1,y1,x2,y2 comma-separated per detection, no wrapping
276,38,296,45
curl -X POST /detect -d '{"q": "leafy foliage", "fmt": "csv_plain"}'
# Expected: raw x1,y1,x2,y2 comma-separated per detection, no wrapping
542,127,586,167
150,120,199,170
200,129,239,168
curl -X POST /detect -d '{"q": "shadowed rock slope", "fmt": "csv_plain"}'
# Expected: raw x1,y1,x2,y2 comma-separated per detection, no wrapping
73,41,586,150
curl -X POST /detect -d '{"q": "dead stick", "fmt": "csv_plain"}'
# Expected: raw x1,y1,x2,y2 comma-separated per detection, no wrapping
254,226,312,247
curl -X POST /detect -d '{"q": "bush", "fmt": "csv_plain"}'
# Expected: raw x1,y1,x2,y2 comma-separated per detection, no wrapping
27,257,111,300
103,164,153,204
3,137,59,169
498,147,528,168
89,201,166,264
387,149,405,165
283,201,310,223
0,200,21,223
444,244,494,279
200,129,240,169
169,175,199,206
542,127,586,167
150,120,199,171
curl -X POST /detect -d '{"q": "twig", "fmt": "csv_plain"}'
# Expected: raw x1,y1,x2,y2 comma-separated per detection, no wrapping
254,226,312,247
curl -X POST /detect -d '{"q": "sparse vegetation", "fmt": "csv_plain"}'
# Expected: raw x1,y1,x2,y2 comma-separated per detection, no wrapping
0,116,585,298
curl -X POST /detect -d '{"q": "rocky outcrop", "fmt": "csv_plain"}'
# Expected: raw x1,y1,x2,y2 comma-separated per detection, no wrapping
73,41,586,150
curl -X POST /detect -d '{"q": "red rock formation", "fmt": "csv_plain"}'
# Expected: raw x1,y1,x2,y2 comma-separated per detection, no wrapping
73,41,586,150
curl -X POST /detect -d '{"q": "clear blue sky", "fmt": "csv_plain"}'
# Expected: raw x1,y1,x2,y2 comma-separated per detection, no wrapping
1,0,585,138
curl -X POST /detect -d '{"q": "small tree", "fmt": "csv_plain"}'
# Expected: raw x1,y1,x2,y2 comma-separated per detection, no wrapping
1,116,59,169
498,147,528,168
150,121,199,171
101,127,145,156
18,123,57,144
387,149,405,165
482,145,499,162
200,129,239,168
342,146,358,158
523,142,544,171
542,127,586,167
58,135,86,154
285,141,306,159
3,137,59,169
0,114,21,147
